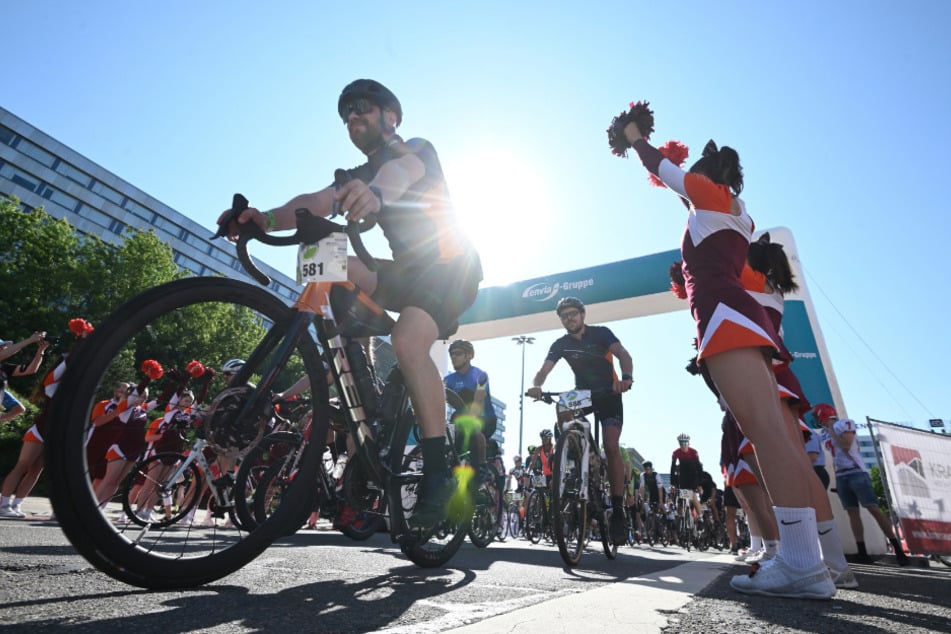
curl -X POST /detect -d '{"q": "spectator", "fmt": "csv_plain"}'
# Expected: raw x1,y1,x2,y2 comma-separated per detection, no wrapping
814,404,910,565
0,321,94,519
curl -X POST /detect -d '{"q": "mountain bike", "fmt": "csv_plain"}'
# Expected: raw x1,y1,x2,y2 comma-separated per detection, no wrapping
531,390,617,566
46,187,470,588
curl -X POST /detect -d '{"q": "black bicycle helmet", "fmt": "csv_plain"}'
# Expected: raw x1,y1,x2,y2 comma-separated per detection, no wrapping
448,339,474,356
556,296,585,316
338,79,403,126
540,429,553,440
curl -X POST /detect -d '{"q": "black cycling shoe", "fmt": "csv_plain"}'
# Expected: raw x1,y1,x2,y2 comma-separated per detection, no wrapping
610,510,627,545
409,473,455,530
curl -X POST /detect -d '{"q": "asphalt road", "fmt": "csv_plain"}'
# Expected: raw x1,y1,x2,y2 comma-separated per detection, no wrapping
2,503,950,634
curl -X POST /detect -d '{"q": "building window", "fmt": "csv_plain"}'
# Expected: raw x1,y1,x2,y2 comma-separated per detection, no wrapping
109,219,126,235
124,199,155,223
16,138,56,168
0,126,15,146
11,173,37,192
90,181,124,206
55,161,93,188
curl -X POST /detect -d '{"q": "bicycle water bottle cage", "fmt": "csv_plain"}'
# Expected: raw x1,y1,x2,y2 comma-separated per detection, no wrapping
330,282,395,338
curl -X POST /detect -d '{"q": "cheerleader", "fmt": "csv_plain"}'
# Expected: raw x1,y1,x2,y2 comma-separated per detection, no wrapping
613,104,835,598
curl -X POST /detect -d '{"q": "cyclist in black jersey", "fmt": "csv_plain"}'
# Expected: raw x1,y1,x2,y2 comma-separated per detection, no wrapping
219,80,482,528
526,297,634,545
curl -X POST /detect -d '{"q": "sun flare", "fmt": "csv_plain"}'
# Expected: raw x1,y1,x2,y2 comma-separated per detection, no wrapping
446,148,552,286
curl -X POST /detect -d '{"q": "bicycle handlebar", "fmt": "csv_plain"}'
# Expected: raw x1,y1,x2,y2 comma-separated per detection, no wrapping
211,173,379,285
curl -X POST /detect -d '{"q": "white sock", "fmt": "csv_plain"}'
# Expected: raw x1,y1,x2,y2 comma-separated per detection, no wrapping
0,496,10,507
817,519,849,572
749,534,763,552
773,506,822,569
12,497,25,507
764,539,779,557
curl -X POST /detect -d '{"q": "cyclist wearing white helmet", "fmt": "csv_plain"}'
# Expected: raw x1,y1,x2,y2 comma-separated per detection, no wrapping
221,359,245,380
526,296,634,545
218,80,482,529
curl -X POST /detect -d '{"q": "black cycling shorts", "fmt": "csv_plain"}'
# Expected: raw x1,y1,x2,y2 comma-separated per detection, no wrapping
373,254,482,338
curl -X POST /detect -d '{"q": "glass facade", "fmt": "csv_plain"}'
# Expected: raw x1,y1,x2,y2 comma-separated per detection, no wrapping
0,106,298,303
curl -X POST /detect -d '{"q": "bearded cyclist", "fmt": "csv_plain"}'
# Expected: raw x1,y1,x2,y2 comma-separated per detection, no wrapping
526,296,634,545
219,80,483,529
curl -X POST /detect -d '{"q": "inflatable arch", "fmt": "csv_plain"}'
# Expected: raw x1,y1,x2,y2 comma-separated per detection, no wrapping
445,226,884,554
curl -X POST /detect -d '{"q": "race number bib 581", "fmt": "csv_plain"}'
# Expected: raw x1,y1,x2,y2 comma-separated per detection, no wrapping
297,232,348,284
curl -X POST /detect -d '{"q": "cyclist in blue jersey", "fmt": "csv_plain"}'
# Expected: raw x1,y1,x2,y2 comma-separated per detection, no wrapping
444,339,497,473
526,297,634,544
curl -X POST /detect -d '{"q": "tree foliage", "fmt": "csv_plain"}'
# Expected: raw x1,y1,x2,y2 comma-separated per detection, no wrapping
0,195,296,406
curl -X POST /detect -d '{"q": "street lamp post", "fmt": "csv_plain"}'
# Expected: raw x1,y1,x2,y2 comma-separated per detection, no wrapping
512,335,535,456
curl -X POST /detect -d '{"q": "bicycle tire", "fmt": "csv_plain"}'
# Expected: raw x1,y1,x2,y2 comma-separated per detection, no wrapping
525,490,545,544
46,277,328,589
119,452,202,528
388,395,467,568
552,430,586,566
599,507,618,559
233,431,303,532
468,464,500,548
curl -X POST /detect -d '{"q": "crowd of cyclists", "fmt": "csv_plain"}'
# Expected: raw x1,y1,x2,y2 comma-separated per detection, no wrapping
1,78,909,601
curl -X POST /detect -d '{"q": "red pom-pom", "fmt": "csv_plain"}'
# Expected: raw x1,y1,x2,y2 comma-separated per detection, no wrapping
141,359,164,380
186,360,205,378
668,261,687,299
68,318,94,337
649,140,690,188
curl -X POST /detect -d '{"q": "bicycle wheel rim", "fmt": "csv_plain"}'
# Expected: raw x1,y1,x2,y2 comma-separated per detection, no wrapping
46,277,328,588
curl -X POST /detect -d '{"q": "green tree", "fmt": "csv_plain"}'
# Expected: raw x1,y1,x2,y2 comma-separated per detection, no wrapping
869,466,890,511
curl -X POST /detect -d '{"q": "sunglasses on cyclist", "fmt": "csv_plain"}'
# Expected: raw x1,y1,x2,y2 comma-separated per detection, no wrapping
339,98,376,123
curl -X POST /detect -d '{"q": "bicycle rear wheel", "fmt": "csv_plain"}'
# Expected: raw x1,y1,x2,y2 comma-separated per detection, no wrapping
388,390,468,568
119,453,202,529
46,277,328,589
599,507,618,559
552,431,586,566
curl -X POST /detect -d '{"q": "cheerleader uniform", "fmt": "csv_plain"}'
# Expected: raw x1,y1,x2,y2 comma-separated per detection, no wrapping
633,140,787,363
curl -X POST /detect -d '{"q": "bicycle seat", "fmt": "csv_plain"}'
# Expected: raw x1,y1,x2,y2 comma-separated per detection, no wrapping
330,283,395,337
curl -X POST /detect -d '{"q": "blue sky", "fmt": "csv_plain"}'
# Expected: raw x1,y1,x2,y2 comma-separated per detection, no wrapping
5,1,950,474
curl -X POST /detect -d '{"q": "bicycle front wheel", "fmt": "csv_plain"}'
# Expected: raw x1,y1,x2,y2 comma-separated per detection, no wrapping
468,464,500,548
46,277,328,589
552,431,586,566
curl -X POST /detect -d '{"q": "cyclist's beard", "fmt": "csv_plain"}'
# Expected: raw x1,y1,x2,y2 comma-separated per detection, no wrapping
349,122,385,155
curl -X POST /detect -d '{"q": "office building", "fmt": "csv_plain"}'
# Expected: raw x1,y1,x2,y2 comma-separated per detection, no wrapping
0,106,298,301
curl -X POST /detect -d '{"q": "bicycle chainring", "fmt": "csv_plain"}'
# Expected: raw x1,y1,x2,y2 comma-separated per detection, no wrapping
202,386,269,455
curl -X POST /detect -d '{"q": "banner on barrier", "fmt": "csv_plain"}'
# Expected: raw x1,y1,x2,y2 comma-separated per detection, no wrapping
871,419,951,554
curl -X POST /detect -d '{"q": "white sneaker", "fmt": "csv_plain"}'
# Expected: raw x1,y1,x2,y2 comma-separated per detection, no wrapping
182,509,197,526
0,505,19,518
730,555,836,599
10,504,26,518
136,508,154,523
200,512,215,527
115,513,130,524
734,548,751,562
829,566,859,589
